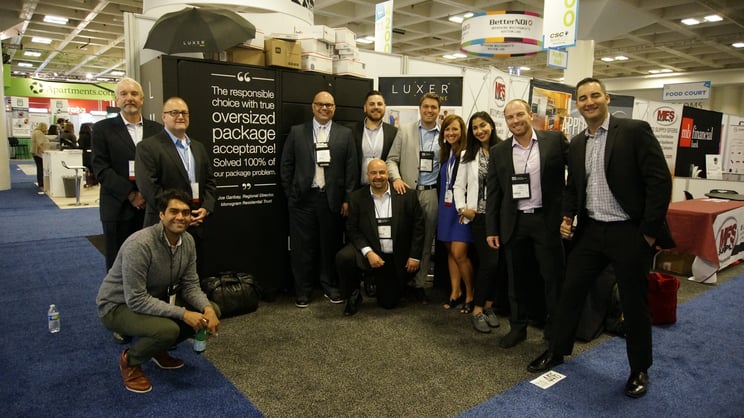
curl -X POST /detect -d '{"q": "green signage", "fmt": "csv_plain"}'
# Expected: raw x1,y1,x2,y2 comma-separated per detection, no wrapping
4,77,116,100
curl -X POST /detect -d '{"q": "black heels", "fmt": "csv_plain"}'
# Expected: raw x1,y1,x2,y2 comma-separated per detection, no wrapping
443,294,464,310
460,301,474,314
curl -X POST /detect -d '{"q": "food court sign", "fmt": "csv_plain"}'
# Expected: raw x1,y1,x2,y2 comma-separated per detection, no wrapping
662,81,711,102
461,11,543,57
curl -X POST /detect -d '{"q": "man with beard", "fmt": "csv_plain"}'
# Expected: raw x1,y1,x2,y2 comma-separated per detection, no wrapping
352,90,398,189
336,159,425,315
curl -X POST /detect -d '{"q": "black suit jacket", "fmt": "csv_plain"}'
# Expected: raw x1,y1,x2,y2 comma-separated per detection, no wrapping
351,121,397,186
486,129,569,245
280,121,358,211
346,184,425,270
91,114,163,222
564,116,674,248
135,130,217,227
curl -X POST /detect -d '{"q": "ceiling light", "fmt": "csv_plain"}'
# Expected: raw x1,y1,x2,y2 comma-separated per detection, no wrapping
681,18,700,26
43,15,69,25
110,70,125,76
601,57,614,62
443,54,457,59
519,66,531,71
18,62,33,67
733,42,744,48
356,36,374,44
86,73,93,79
24,50,42,57
648,69,661,74
660,69,673,73
614,55,629,61
453,53,467,58
448,12,473,24
704,15,723,22
32,36,52,44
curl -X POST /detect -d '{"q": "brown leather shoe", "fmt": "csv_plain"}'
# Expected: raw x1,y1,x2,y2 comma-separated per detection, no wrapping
119,350,152,393
151,351,184,369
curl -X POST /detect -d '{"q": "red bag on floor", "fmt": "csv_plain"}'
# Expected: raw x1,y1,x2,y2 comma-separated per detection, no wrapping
648,272,680,324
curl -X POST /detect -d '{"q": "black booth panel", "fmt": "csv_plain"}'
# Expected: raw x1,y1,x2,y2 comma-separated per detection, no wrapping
281,72,333,103
333,76,373,107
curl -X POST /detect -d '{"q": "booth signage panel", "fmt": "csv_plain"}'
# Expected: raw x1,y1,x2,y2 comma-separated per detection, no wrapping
6,77,116,100
542,0,578,49
375,1,393,53
378,76,463,106
461,11,543,57
663,81,711,102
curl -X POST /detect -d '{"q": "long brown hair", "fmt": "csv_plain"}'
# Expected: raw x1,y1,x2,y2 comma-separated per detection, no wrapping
438,114,467,164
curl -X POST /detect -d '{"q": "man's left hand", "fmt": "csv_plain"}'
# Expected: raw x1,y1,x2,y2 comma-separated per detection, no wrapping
340,202,349,217
405,258,420,273
643,234,656,247
190,208,208,226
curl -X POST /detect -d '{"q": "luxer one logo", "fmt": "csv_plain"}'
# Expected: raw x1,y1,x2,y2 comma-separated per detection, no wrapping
717,217,737,262
654,106,676,126
182,40,206,48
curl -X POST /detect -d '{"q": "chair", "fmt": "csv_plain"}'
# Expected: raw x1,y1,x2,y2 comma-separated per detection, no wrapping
61,161,88,206
683,191,694,200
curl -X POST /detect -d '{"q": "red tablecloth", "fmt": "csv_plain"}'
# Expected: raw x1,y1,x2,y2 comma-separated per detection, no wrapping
666,198,744,262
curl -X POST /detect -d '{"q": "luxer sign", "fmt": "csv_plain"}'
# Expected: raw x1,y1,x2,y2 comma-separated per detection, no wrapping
662,81,711,102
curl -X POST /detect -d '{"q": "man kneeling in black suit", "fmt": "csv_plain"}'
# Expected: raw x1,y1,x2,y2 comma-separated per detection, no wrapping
336,159,425,315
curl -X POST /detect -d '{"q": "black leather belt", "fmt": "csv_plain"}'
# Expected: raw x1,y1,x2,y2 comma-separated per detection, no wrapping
519,207,542,214
416,185,436,191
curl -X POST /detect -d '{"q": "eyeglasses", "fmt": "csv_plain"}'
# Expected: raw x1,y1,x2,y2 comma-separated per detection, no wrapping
313,102,335,109
163,110,189,117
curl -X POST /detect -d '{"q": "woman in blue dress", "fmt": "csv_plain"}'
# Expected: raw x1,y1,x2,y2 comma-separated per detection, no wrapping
437,114,474,313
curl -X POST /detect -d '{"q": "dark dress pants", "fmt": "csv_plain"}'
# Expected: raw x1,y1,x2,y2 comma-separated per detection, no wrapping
289,189,342,299
336,244,406,309
102,208,145,270
551,219,654,373
470,214,500,307
33,155,44,187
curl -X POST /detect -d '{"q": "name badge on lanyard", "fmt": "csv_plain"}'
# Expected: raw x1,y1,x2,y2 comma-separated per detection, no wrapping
377,217,392,239
419,151,434,172
511,173,531,200
316,142,331,167
128,160,136,180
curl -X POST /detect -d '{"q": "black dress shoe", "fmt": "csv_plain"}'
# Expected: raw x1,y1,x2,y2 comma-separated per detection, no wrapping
527,350,564,373
113,331,132,344
624,371,648,398
499,328,527,349
343,290,363,316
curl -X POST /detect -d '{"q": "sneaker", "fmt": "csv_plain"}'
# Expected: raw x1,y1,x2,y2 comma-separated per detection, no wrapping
324,293,344,304
152,351,184,369
119,350,152,393
295,298,310,308
471,313,492,333
483,308,500,328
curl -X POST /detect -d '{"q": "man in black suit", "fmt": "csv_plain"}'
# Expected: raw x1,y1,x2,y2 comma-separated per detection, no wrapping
527,78,674,399
336,159,425,315
352,90,398,189
486,99,569,349
92,77,163,271
135,97,216,228
280,90,358,308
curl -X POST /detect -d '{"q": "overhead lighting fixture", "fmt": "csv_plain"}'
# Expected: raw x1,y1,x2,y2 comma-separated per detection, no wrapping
614,55,629,61
660,69,673,73
24,50,42,57
110,70,125,76
704,15,723,22
86,73,93,80
519,66,531,71
443,54,458,59
448,12,474,24
443,52,467,59
18,62,33,67
733,42,744,48
31,36,52,44
601,57,614,62
43,15,69,25
681,18,700,26
356,36,375,44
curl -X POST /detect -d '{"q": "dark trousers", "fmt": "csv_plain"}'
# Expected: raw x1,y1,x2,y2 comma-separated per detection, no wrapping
33,155,44,187
470,214,500,307
504,212,564,334
336,244,409,309
289,189,343,299
551,219,654,373
102,210,145,271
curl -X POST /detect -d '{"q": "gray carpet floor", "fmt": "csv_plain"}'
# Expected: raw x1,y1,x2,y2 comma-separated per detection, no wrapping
201,262,739,417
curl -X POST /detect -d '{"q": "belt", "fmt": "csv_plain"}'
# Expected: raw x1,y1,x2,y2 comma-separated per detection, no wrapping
416,184,436,191
519,207,542,214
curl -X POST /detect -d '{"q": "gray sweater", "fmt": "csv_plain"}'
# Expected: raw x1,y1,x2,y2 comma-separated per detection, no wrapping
96,222,210,319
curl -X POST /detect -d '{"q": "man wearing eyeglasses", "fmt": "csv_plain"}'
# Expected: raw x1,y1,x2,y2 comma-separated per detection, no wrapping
280,91,358,308
135,97,217,274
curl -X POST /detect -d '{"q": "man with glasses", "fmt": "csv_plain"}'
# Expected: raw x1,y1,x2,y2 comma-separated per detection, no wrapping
135,97,216,274
280,91,358,308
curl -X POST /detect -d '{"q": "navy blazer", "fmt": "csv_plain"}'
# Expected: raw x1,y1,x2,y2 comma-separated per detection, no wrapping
564,116,674,248
91,114,163,222
135,130,217,227
486,129,569,245
280,121,358,211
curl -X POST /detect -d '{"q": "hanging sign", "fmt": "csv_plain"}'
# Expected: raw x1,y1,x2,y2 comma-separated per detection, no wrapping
461,11,543,57
543,0,578,49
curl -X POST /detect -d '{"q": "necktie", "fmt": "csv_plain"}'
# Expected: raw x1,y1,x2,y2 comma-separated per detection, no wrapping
315,126,326,189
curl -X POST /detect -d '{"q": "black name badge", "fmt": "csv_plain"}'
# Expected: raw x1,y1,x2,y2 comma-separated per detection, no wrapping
511,173,531,200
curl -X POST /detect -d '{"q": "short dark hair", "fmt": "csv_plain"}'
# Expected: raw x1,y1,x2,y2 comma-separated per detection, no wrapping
364,90,385,102
420,92,441,107
157,189,192,213
575,77,607,96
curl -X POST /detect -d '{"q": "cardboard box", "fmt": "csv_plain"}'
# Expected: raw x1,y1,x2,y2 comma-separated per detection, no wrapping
264,38,301,69
299,38,334,57
334,27,356,44
225,47,265,66
302,25,336,44
654,251,695,276
301,53,333,74
333,58,366,77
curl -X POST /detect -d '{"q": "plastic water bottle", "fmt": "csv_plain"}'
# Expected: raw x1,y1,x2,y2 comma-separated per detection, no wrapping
48,304,60,333
193,328,207,353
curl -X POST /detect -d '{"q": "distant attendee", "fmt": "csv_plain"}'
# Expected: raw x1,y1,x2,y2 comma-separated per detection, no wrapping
96,189,221,394
59,122,77,149
47,124,59,137
78,123,95,186
30,122,50,190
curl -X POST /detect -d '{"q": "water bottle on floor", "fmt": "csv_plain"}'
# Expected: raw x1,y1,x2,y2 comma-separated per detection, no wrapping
193,328,207,353
48,304,60,333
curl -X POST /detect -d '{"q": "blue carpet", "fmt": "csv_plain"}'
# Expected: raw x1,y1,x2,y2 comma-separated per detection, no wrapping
460,276,744,418
0,237,264,417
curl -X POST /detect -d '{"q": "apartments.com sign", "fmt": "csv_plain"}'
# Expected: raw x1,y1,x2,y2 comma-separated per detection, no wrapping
662,81,711,102
6,78,116,100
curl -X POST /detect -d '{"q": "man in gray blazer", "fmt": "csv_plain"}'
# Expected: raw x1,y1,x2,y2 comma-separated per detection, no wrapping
280,91,358,308
486,99,569,349
386,93,441,302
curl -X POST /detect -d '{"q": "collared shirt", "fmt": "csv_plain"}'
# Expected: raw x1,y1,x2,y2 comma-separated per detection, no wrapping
312,120,332,189
360,120,384,184
417,122,440,186
511,131,542,211
584,116,630,222
121,112,144,146
164,128,196,184
361,186,393,255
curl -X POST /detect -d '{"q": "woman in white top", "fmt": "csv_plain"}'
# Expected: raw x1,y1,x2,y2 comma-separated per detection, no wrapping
454,112,503,332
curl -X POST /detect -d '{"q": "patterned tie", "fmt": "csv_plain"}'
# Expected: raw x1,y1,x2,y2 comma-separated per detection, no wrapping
315,126,326,189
